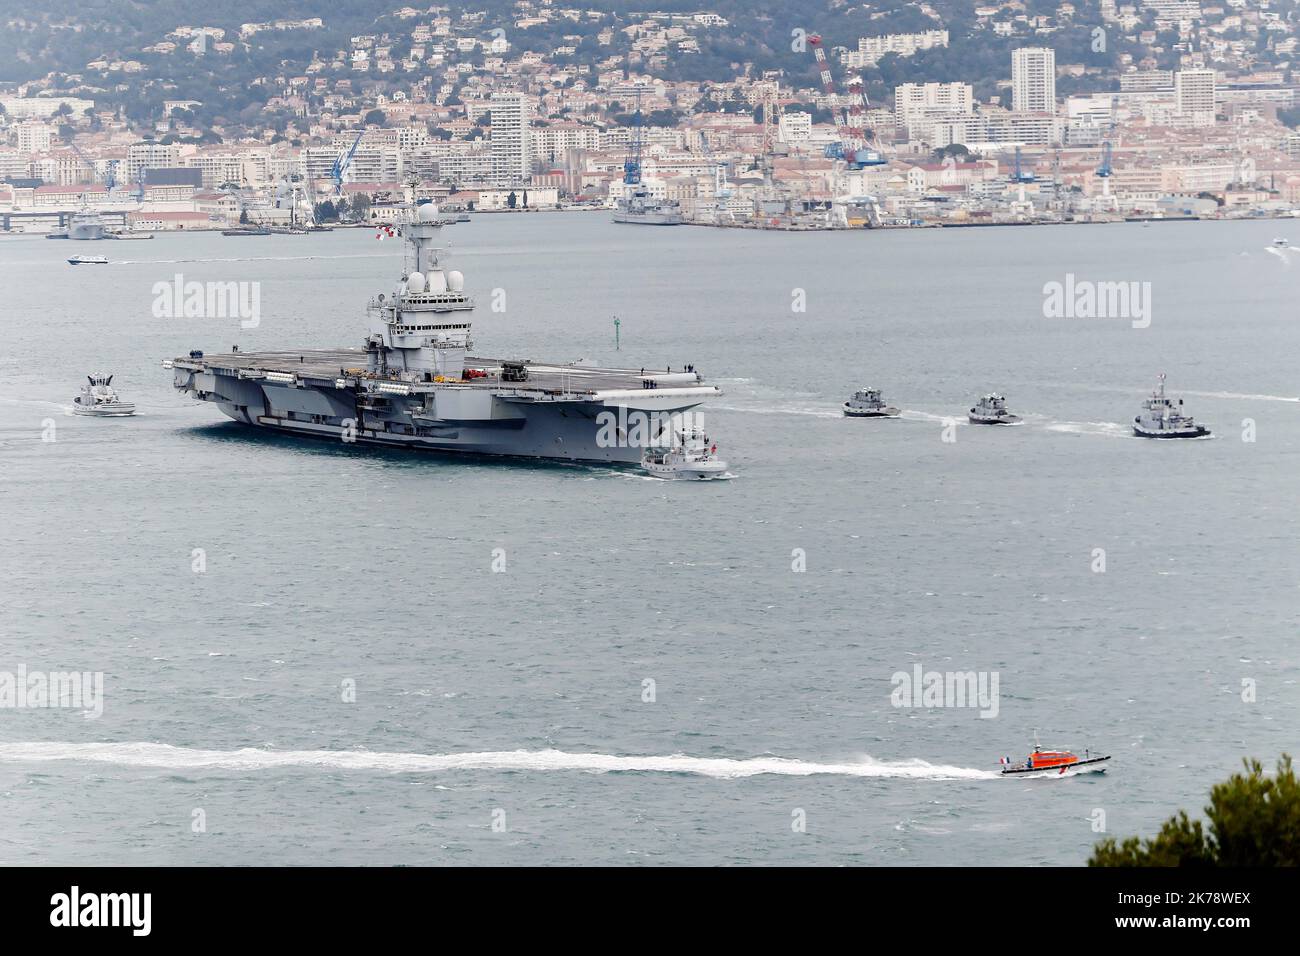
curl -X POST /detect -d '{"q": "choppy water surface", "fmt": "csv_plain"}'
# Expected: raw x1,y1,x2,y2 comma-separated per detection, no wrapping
0,217,1296,865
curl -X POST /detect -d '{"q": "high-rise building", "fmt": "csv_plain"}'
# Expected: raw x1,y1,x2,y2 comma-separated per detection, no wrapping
894,82,974,138
125,142,181,184
1011,47,1057,113
1175,69,1216,126
16,122,53,154
777,111,812,143
489,92,531,186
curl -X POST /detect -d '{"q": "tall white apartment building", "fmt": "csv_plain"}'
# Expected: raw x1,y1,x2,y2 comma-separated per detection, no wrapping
894,82,974,138
777,111,812,143
531,122,601,160
397,125,429,150
183,151,250,188
1011,47,1057,113
125,142,181,183
17,123,53,154
489,92,531,185
1175,69,1216,125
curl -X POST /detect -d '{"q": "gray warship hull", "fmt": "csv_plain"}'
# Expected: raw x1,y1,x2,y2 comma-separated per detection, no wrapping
612,207,683,225
168,197,721,464
169,349,718,464
68,212,107,240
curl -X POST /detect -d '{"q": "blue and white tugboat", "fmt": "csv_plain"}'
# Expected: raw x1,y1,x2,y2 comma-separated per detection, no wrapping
1133,374,1209,438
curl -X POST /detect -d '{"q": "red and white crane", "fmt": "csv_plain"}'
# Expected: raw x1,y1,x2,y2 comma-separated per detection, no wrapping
808,35,885,168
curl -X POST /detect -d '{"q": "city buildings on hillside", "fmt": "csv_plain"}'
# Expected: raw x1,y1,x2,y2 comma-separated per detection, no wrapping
4,6,1300,230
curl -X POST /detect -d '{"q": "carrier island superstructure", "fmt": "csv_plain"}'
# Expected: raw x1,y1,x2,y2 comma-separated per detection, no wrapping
165,202,720,463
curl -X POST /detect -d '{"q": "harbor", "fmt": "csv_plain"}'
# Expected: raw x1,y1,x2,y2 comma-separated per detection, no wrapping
3,208,1296,868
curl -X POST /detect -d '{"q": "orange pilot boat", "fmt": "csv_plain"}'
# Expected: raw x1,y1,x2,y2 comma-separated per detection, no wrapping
999,737,1110,777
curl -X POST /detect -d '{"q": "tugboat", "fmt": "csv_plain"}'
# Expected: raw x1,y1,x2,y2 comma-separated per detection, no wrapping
968,393,1021,425
67,254,109,265
1133,374,1209,438
999,738,1110,777
642,429,729,479
843,387,900,418
73,374,135,417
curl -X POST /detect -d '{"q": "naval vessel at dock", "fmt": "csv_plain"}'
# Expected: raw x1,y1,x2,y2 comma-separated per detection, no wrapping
166,202,721,464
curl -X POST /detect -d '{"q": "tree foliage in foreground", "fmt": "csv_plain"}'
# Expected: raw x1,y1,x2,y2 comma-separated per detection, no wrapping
1090,755,1300,866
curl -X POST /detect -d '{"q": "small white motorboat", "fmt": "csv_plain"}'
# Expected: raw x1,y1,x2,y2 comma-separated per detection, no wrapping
843,386,900,418
968,393,1021,425
68,254,109,265
73,374,135,416
642,428,729,479
1273,237,1289,247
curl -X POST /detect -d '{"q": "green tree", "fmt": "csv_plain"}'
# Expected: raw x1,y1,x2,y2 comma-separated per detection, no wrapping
1091,755,1300,866
931,144,972,162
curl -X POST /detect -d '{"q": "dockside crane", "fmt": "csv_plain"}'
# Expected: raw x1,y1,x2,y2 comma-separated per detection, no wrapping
1010,144,1036,205
331,129,366,198
807,35,885,169
1095,141,1115,203
1095,97,1117,206
695,128,732,221
623,86,646,188
68,140,97,186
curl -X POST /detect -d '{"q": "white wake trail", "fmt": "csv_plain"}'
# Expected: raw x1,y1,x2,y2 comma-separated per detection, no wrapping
711,403,842,419
0,742,995,780
1180,389,1300,403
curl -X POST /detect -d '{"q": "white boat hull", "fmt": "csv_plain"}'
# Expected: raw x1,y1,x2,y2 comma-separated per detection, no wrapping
612,210,683,225
844,404,899,418
644,460,730,480
73,402,135,417
1000,756,1111,777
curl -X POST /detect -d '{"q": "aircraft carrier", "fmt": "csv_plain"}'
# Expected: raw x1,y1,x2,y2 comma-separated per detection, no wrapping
166,202,720,463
